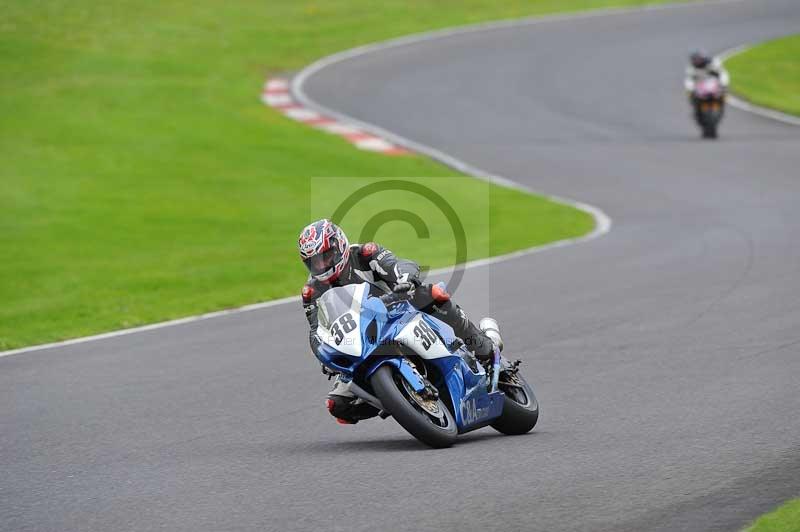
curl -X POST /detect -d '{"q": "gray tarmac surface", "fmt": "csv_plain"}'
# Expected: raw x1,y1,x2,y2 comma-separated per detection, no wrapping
3,1,800,531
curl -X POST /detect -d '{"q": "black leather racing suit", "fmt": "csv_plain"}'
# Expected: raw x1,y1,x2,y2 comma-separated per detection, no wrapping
301,242,494,423
302,242,492,357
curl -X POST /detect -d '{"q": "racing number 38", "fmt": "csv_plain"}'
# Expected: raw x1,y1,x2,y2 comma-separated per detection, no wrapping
331,313,357,345
413,319,438,350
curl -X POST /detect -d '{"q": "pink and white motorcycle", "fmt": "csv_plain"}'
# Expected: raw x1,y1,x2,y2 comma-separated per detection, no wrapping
692,76,725,139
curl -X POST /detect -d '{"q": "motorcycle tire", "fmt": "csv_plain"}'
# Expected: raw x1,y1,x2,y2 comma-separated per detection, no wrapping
700,110,719,139
491,371,539,435
370,365,457,448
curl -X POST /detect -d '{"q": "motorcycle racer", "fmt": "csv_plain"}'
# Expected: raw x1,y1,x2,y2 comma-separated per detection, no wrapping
684,49,730,93
684,50,730,136
298,219,501,424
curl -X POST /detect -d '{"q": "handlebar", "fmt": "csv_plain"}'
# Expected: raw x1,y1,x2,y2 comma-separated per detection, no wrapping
379,284,416,306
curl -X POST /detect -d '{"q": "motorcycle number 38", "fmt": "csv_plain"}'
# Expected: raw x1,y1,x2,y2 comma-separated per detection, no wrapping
330,313,357,345
413,320,438,350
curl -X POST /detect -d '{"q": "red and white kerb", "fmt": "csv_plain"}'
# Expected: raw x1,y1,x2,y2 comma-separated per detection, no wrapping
261,77,410,156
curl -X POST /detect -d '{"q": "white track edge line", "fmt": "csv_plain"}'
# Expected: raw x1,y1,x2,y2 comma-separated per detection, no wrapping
289,3,627,292
291,0,743,209
3,0,739,359
0,297,300,358
719,44,800,127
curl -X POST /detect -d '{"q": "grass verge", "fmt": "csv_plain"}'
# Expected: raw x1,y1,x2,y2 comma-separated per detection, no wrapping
745,498,800,532
1,1,684,349
726,34,800,116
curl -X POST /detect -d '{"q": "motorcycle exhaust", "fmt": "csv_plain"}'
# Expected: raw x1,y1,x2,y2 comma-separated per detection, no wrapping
479,317,504,353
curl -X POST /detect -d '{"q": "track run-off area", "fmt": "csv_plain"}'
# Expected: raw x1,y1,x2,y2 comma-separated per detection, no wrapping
3,1,800,531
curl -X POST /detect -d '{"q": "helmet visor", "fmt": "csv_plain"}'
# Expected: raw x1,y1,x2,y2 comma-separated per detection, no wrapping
303,246,341,278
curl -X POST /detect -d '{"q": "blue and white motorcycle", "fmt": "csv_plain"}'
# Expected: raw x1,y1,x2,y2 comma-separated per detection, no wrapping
314,283,539,448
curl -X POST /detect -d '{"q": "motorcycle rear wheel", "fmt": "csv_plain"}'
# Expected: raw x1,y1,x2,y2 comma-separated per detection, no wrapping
491,371,539,435
370,365,457,448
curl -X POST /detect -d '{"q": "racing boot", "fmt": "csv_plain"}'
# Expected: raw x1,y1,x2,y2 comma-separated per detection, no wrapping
326,377,379,425
412,282,497,361
429,301,495,361
458,314,495,362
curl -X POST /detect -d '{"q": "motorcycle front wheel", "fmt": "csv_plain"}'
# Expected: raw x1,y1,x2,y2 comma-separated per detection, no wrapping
702,119,718,139
491,370,539,435
370,365,457,448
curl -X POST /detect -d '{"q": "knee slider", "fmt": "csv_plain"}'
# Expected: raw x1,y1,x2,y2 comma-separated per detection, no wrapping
326,396,350,418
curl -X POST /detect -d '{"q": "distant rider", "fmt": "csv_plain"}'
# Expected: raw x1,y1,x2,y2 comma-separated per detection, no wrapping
684,50,729,126
298,219,501,425
685,49,729,95
684,50,730,93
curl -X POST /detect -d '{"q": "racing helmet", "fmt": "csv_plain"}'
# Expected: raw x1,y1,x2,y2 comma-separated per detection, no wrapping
690,50,711,69
298,219,351,282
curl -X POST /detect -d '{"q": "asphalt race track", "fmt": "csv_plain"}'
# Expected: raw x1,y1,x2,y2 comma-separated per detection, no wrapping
3,1,800,531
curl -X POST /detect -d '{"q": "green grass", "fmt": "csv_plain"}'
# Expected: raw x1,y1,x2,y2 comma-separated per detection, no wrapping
726,34,800,116
746,499,800,532
0,1,682,350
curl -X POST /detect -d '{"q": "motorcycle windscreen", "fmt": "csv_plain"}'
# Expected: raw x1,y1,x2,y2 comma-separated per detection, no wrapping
316,284,368,358
317,285,357,329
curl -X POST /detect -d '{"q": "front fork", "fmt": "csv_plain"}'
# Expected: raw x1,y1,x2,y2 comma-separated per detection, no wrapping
352,357,432,418
490,346,501,393
347,380,391,419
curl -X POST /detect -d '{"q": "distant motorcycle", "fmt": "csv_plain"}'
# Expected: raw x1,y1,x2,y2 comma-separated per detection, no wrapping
692,76,725,139
314,283,539,448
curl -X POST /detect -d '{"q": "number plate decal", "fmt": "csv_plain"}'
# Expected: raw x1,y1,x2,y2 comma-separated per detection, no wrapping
396,315,452,359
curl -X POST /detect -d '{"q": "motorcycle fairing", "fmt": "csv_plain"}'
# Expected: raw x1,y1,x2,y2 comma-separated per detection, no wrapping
417,319,505,433
314,283,506,432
